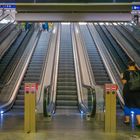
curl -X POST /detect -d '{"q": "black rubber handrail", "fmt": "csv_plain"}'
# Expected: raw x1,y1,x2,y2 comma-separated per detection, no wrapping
43,85,50,117
82,84,96,117
43,24,59,117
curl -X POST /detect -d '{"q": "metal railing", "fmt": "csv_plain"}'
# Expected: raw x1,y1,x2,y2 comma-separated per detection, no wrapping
72,23,96,117
43,23,60,117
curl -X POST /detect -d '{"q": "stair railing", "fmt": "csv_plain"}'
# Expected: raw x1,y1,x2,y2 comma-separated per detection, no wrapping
72,23,96,117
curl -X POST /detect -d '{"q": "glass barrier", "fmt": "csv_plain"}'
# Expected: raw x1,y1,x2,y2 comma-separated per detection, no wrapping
82,85,96,117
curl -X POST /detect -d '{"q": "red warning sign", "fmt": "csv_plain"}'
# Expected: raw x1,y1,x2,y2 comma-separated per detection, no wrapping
105,84,118,92
24,83,39,94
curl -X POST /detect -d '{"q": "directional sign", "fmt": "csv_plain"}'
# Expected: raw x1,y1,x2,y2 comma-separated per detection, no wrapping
132,5,140,11
0,3,16,9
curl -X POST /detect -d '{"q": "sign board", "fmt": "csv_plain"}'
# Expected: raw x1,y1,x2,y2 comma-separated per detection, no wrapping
132,5,140,11
24,85,30,93
0,3,16,9
105,84,118,93
24,83,38,94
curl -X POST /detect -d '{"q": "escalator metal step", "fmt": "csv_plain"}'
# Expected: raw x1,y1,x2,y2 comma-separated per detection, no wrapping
56,100,78,106
57,90,77,95
56,106,78,109
57,86,77,90
57,95,77,100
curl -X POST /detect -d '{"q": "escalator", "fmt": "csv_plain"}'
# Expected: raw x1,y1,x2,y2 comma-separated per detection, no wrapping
56,24,78,112
0,23,16,44
122,23,140,42
0,24,6,30
118,23,140,44
112,23,140,56
0,30,30,86
79,25,111,85
12,31,51,111
94,23,130,73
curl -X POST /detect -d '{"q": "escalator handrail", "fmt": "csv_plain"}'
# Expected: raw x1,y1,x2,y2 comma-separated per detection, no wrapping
42,24,60,116
76,24,96,87
36,31,52,105
75,24,96,116
43,85,50,117
82,84,96,116
72,23,96,116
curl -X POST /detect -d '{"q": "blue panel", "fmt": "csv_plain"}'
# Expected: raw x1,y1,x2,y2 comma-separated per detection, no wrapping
132,5,140,10
0,3,16,9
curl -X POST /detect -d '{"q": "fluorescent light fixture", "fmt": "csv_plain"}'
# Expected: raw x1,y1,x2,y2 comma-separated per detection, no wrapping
0,19,10,24
80,111,84,114
106,22,112,26
0,111,4,114
79,22,87,25
94,23,98,25
99,22,104,25
113,22,117,26
131,111,134,114
76,28,79,34
53,28,56,34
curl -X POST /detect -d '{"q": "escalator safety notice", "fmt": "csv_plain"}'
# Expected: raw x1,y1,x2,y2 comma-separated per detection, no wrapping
105,84,118,93
24,83,38,94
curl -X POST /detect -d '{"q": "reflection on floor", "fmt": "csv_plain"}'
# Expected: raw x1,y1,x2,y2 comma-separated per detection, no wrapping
0,110,140,140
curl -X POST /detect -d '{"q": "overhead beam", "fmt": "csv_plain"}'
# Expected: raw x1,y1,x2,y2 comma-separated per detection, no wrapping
16,3,133,13
15,13,131,22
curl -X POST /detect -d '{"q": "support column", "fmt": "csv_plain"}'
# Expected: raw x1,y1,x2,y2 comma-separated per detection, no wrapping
24,83,36,133
105,84,117,133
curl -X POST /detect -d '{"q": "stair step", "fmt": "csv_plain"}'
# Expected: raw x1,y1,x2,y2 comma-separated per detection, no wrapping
57,86,77,90
57,95,77,100
57,90,77,95
56,100,78,106
57,82,76,86
16,95,24,100
56,106,78,109
14,100,24,105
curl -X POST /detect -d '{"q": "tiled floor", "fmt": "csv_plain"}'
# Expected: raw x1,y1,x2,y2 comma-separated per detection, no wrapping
0,110,140,140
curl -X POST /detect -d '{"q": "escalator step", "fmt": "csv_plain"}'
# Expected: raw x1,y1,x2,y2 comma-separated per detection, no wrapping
57,82,76,86
56,106,78,109
56,100,78,106
57,95,77,100
57,86,77,90
57,90,77,95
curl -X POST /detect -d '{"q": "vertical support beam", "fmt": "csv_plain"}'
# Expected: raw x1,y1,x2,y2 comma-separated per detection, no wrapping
105,89,111,132
24,83,36,133
105,84,117,133
110,91,116,133
24,83,30,133
30,84,36,132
